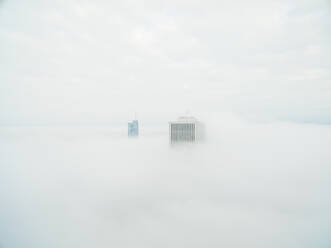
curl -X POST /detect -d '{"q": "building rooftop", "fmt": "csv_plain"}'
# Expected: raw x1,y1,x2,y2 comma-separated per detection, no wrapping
169,116,198,124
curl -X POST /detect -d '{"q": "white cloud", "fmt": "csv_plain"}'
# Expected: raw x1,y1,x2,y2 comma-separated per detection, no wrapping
0,116,331,247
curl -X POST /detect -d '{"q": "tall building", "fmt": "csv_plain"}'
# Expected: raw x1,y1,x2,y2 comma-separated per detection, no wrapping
128,120,139,137
169,116,203,144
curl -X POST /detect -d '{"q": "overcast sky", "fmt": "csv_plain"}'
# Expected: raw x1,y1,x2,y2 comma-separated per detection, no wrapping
0,0,330,124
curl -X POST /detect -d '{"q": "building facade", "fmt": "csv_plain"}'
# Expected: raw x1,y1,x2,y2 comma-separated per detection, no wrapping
169,116,203,143
128,120,139,137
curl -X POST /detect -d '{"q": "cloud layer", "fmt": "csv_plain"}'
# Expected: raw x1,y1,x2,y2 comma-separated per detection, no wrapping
1,116,331,247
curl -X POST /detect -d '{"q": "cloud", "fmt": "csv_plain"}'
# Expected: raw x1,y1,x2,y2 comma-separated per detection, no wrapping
0,116,331,247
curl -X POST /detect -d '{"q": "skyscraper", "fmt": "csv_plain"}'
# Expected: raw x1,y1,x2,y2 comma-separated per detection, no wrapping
169,116,203,144
128,120,139,137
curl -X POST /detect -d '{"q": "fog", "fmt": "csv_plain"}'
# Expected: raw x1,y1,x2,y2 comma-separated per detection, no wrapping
1,114,331,247
1,0,331,247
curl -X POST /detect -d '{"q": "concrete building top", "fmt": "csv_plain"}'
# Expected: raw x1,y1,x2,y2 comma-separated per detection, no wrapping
169,116,198,124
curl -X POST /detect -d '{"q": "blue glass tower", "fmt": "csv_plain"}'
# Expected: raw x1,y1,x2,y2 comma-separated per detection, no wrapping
128,120,139,137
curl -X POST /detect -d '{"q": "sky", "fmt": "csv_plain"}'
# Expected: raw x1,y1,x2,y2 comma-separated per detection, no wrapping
0,0,330,125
